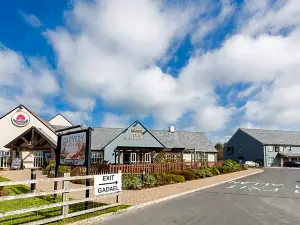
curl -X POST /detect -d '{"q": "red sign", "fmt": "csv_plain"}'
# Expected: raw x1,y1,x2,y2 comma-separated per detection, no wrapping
11,112,30,127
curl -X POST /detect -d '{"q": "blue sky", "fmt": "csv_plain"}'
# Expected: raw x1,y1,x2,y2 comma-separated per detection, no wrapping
1,0,300,143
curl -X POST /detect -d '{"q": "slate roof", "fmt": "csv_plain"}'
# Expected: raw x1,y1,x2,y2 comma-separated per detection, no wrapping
240,128,300,146
51,125,73,131
91,127,217,152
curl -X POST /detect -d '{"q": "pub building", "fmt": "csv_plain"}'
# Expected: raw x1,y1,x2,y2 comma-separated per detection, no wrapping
0,104,217,170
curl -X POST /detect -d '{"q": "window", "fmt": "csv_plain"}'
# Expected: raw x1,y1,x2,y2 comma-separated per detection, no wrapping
275,146,280,152
268,157,275,164
197,152,208,161
267,146,274,152
143,153,151,163
227,147,234,155
34,152,43,168
91,152,103,164
131,153,137,164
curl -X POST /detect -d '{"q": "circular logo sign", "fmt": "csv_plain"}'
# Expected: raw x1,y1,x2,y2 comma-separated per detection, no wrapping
11,112,30,127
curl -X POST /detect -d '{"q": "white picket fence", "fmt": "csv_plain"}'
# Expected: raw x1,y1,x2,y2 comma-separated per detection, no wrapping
0,173,122,225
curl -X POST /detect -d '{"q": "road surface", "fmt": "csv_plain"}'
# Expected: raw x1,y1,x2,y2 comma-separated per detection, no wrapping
97,168,300,225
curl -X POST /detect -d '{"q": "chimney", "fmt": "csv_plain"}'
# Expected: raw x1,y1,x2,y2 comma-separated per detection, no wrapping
169,125,175,133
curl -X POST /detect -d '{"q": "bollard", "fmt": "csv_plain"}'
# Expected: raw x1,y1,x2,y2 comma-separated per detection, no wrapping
141,169,146,185
31,169,36,191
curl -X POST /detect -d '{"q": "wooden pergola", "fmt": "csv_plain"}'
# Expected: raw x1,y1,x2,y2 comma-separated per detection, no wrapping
5,126,57,168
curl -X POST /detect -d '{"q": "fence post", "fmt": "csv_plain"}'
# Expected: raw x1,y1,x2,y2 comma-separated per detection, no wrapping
141,169,146,185
117,170,122,204
62,173,70,217
31,169,36,192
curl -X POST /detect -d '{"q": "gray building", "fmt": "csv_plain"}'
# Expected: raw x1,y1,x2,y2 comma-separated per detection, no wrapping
224,128,300,167
90,120,217,164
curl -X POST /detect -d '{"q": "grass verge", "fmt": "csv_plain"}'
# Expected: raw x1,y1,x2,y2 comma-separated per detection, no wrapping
0,176,130,225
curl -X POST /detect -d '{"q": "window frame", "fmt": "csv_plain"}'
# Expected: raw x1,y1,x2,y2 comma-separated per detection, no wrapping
143,153,151,163
268,157,275,164
227,147,234,155
91,151,103,164
130,153,137,164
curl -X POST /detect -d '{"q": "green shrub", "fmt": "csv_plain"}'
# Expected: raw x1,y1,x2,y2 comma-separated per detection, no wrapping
194,169,206,179
181,170,195,181
44,162,71,177
169,170,182,175
70,167,86,184
154,173,185,185
170,174,185,183
205,171,214,177
144,174,156,187
122,175,142,190
215,166,225,174
212,167,221,175
224,160,240,172
58,166,71,176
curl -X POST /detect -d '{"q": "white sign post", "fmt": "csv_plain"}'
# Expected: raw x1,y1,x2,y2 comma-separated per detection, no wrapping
94,173,122,196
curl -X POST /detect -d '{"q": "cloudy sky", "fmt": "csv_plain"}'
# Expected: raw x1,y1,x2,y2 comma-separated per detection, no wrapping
0,0,299,143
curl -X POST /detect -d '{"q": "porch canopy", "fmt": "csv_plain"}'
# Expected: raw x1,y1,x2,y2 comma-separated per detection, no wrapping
5,126,57,161
114,146,185,164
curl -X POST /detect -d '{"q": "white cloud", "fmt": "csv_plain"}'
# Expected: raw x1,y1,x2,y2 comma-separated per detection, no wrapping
192,0,236,44
101,113,130,128
62,111,90,125
10,0,294,138
0,45,59,114
241,0,300,35
20,11,42,28
47,0,232,132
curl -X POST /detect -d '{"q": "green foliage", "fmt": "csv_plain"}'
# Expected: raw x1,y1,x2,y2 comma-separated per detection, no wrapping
193,169,206,179
169,170,195,181
205,171,213,177
70,167,86,184
211,167,221,175
169,170,182,175
44,162,71,177
122,175,142,190
154,173,185,185
214,143,223,150
144,174,156,187
181,170,195,181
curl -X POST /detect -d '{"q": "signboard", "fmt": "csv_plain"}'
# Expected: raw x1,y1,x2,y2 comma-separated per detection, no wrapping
94,173,122,196
59,131,87,166
11,112,30,127
124,128,148,140
11,157,22,169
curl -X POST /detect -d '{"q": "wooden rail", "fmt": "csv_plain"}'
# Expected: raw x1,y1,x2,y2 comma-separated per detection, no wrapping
0,172,121,225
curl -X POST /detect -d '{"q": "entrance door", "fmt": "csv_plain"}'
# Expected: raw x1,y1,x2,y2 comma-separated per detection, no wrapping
43,152,51,167
34,152,43,168
123,153,130,164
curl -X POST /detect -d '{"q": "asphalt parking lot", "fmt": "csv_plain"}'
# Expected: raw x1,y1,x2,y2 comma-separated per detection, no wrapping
96,168,300,225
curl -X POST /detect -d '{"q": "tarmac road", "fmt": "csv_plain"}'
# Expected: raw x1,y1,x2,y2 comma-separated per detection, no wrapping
96,168,300,225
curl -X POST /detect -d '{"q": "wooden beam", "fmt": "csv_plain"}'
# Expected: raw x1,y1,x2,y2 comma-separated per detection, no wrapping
21,137,29,144
35,137,45,146
31,129,35,145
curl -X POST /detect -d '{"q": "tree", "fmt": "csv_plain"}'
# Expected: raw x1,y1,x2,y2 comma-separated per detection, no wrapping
215,142,224,160
214,143,223,151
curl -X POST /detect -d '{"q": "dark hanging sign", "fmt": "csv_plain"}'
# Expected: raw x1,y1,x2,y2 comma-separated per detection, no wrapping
57,129,91,167
11,157,22,169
